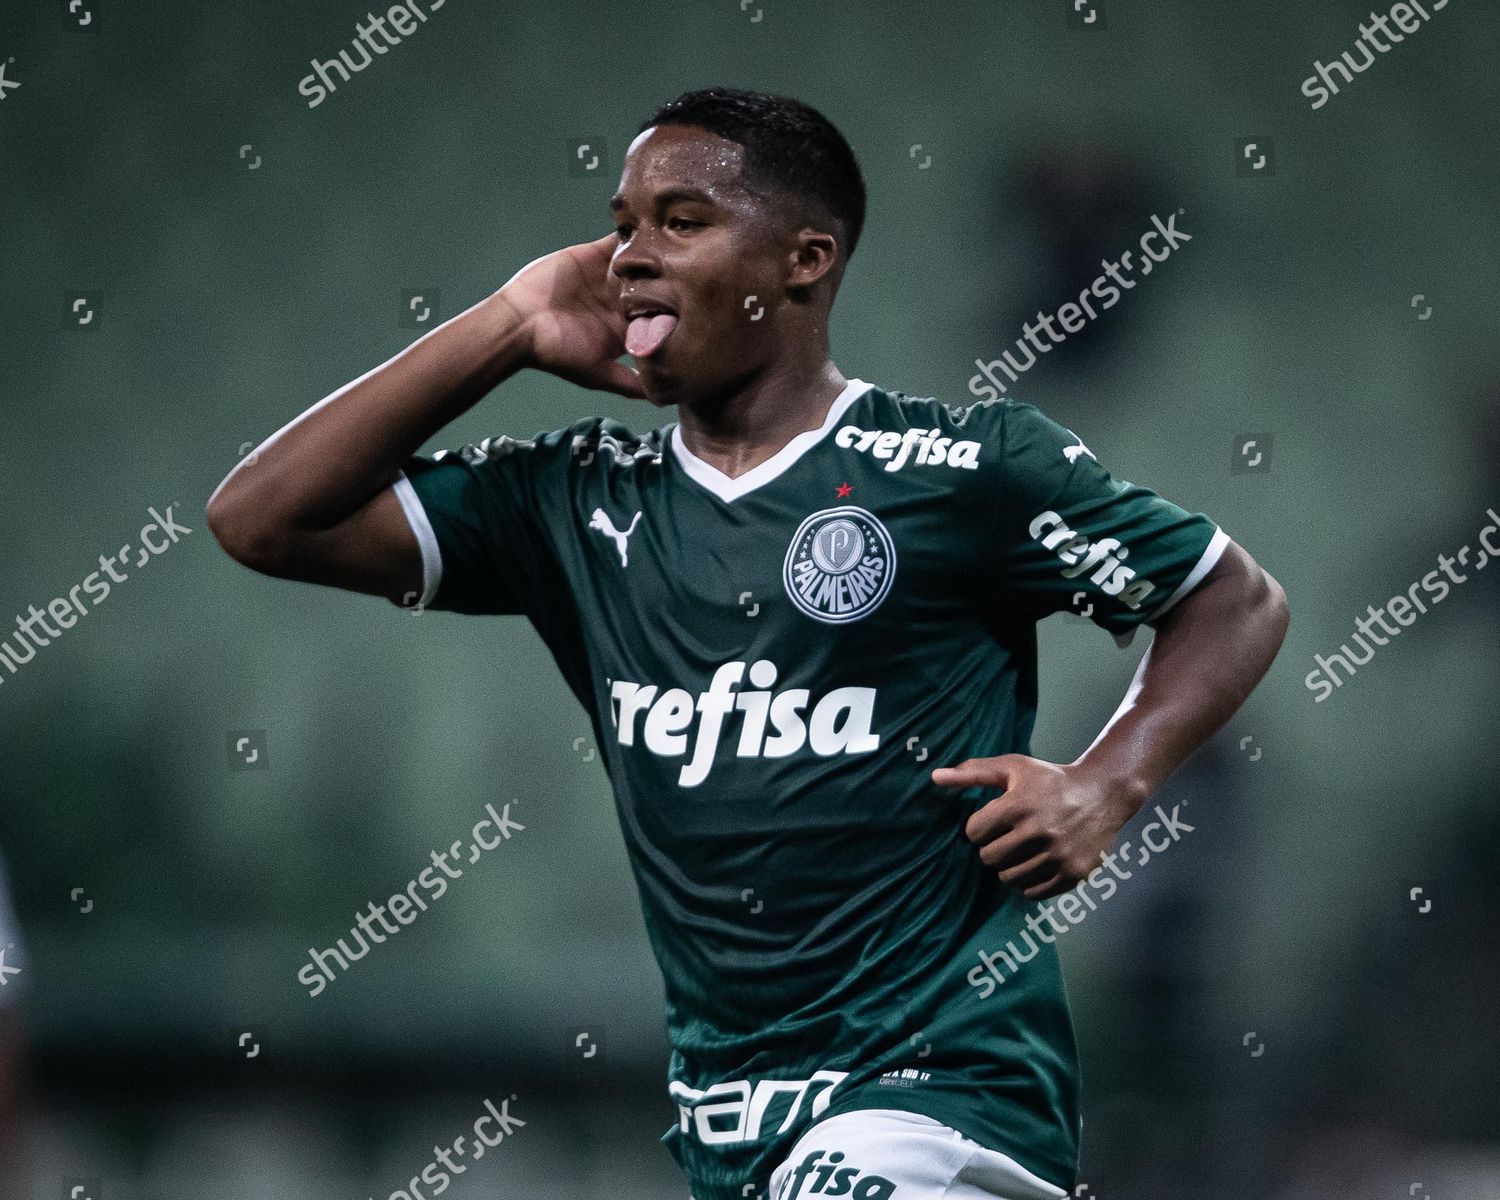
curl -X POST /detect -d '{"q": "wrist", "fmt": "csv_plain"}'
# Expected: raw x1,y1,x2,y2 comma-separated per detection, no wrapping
482,287,537,375
1071,759,1151,823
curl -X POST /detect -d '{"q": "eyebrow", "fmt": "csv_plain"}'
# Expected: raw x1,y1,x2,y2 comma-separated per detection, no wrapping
609,186,719,215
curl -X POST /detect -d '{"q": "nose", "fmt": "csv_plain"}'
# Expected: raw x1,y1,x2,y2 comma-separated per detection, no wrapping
610,227,663,283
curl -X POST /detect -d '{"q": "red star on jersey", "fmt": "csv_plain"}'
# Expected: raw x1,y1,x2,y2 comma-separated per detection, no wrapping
835,481,853,498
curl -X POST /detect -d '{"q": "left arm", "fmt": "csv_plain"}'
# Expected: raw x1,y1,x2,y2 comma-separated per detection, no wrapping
932,538,1289,899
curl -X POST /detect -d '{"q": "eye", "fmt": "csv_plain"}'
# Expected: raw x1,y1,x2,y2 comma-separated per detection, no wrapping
613,224,632,239
668,217,703,231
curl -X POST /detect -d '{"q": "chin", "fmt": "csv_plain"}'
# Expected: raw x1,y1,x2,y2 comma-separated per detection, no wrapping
635,358,690,406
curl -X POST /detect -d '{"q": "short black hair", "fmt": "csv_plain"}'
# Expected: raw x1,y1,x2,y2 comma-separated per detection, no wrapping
636,87,867,266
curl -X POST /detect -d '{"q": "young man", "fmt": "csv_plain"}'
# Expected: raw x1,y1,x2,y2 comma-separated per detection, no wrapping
207,88,1288,1200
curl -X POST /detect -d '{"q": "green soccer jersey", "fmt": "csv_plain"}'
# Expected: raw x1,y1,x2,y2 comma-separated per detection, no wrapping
393,377,1226,1200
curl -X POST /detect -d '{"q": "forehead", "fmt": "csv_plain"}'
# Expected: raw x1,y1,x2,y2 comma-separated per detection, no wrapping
610,124,751,211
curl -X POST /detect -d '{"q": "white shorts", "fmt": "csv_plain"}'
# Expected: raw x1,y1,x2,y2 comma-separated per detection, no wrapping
758,1108,1070,1200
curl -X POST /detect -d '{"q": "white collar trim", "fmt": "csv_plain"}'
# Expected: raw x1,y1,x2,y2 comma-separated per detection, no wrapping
669,377,873,503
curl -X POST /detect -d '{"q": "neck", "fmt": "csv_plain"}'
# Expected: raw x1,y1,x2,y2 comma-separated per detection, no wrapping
674,359,848,480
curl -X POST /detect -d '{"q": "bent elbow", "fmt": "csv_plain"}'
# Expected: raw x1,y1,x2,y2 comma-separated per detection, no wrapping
206,488,292,575
1259,568,1290,641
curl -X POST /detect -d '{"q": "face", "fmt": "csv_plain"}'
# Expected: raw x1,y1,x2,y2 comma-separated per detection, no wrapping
608,124,821,405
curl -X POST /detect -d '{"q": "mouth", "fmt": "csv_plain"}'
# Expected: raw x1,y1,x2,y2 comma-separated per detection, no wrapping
623,303,680,359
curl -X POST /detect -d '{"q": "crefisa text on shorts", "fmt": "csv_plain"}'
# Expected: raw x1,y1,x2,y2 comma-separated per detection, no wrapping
783,1149,897,1199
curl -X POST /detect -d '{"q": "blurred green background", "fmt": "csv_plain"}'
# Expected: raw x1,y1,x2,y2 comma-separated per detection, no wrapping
1,1,1497,1197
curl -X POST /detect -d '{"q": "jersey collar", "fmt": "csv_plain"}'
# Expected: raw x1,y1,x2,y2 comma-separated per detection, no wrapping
668,377,873,503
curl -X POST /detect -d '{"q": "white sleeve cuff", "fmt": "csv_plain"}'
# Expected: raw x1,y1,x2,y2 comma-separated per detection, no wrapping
1111,525,1230,648
392,471,442,609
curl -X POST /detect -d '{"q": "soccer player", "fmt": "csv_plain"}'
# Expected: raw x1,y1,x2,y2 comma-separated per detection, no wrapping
207,88,1288,1200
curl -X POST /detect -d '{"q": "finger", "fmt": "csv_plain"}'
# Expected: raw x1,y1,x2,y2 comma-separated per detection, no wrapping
964,800,1020,845
978,828,1047,870
996,849,1055,892
1022,873,1070,902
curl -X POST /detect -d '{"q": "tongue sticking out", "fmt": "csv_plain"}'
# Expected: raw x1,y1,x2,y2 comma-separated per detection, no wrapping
626,313,679,358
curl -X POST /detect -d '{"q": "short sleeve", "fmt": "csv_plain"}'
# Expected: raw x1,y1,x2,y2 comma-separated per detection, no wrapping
391,425,577,616
978,401,1228,646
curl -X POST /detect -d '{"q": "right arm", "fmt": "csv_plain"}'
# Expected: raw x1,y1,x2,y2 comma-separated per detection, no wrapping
205,233,642,603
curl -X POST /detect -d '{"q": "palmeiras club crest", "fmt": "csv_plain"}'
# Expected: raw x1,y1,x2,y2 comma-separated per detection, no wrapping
782,505,896,624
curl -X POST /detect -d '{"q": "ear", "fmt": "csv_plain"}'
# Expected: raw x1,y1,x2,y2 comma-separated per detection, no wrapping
785,228,840,292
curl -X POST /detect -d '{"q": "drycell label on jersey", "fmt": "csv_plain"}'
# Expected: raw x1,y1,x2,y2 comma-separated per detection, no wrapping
608,660,880,787
835,424,981,472
783,506,896,624
1029,510,1157,609
669,1069,848,1145
782,1150,897,1199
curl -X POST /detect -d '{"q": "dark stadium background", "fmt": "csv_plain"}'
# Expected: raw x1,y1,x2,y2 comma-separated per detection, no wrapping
2,1,1497,1196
